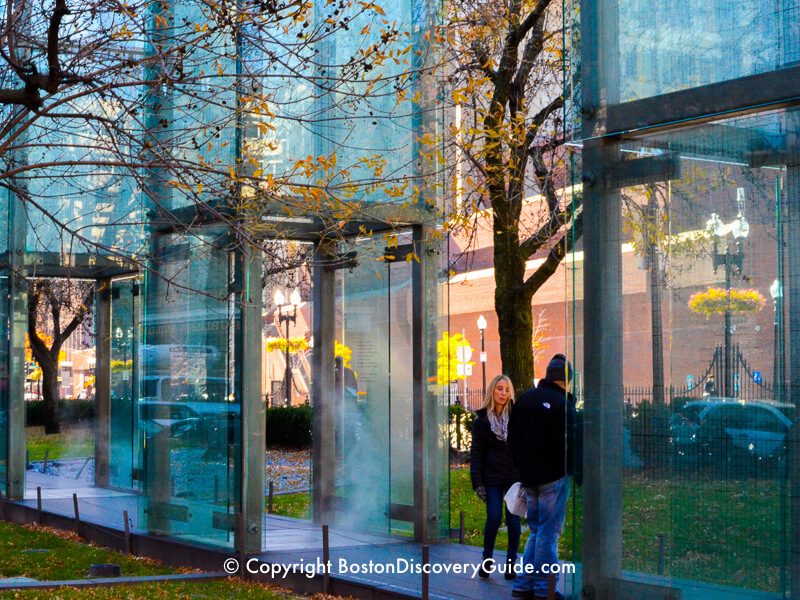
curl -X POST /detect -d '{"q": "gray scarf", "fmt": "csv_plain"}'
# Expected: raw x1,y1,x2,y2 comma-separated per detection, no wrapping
488,409,509,442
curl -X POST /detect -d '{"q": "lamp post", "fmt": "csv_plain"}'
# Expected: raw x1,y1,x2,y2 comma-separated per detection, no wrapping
477,315,487,399
706,188,749,398
274,289,301,406
770,278,783,403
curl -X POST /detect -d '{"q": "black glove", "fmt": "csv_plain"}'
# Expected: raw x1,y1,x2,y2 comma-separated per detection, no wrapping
475,485,486,501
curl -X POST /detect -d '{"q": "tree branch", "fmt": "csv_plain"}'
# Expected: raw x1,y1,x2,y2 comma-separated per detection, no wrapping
522,207,583,297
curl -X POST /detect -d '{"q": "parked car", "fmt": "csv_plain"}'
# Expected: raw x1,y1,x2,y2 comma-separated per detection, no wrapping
671,398,792,474
139,399,240,446
139,400,202,439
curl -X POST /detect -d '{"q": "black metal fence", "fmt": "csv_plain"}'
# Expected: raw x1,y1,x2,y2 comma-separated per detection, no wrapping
625,343,777,409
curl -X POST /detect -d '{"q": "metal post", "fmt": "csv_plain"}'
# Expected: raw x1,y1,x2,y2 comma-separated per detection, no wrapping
284,316,292,406
124,510,132,554
412,226,429,542
421,544,430,600
480,329,486,399
775,297,781,400
322,524,331,594
724,254,732,398
73,493,81,535
268,481,274,514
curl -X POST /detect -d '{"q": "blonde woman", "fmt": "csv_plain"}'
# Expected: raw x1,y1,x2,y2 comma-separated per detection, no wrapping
469,374,521,580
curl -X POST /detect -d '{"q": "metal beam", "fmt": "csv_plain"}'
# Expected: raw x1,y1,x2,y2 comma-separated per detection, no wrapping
592,65,800,139
311,241,337,526
599,153,681,190
6,213,26,500
581,140,624,600
235,246,264,554
94,280,112,489
411,225,428,542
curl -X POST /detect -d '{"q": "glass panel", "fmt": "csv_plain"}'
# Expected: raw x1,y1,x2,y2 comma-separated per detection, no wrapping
109,278,140,491
590,0,800,102
336,240,392,533
388,255,414,532
140,230,238,550
615,131,789,597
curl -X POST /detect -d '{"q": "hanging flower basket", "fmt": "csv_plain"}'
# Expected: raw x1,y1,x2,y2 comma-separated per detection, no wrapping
688,287,766,317
265,337,309,353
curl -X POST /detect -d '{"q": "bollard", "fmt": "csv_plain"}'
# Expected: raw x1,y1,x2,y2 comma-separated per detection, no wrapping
421,545,430,600
459,510,465,545
36,486,42,524
322,524,331,594
236,512,246,580
268,481,274,514
547,571,556,600
73,493,81,536
658,533,666,575
123,510,132,554
43,450,49,474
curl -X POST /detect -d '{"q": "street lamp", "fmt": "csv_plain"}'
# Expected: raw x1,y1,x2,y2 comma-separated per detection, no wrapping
274,289,301,406
706,188,749,398
770,278,783,404
477,315,487,399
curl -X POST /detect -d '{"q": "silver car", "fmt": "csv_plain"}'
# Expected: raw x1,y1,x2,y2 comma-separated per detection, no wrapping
671,399,793,472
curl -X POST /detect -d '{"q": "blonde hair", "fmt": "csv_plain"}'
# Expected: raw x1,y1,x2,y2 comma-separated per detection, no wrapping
480,374,515,414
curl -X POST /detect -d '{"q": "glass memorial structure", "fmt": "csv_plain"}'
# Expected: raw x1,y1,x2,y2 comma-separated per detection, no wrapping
0,0,448,554
569,0,800,598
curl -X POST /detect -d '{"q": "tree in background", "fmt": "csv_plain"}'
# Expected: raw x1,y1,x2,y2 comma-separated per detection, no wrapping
0,0,433,285
443,0,578,390
27,279,94,434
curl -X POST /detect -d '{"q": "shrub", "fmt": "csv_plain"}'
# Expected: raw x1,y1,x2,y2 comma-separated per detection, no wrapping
26,399,95,427
266,405,311,448
450,404,475,452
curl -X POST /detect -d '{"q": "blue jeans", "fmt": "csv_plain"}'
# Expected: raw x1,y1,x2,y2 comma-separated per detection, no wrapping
512,477,570,595
483,484,522,562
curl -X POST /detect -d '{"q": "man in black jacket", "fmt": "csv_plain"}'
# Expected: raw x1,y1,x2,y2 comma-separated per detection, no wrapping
507,354,582,600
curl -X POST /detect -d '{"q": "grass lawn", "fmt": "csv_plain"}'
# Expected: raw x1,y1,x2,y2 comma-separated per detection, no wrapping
0,521,173,581
0,521,326,600
0,580,307,599
272,468,784,593
26,425,94,462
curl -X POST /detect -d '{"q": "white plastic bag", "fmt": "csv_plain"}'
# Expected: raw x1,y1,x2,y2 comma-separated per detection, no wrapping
504,482,527,517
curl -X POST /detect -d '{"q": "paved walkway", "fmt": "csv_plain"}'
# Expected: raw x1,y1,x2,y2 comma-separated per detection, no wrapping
17,472,782,600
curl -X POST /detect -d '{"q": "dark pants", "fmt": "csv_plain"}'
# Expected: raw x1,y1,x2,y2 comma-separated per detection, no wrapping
483,484,522,562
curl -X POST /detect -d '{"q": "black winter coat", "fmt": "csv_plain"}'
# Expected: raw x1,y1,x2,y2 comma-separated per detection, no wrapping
470,408,517,490
508,379,583,488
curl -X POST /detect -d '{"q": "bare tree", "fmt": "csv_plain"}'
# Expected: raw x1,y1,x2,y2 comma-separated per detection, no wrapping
27,279,93,434
0,0,432,280
442,0,578,390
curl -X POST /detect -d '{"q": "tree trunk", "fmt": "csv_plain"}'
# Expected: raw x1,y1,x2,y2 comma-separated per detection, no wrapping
495,287,535,393
40,353,61,434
